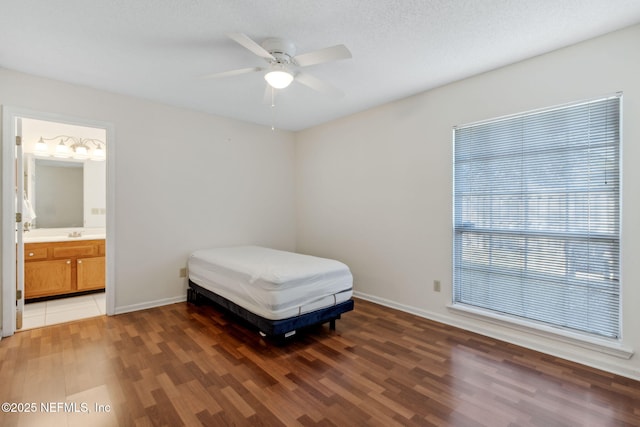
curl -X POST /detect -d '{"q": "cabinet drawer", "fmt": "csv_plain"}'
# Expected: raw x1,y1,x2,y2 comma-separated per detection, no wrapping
52,245,97,258
25,248,48,261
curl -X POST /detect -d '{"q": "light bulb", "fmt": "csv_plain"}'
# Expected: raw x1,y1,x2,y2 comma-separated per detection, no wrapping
34,138,48,156
54,140,70,158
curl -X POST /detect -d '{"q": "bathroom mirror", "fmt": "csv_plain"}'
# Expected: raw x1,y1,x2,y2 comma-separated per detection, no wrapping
32,158,84,228
24,154,106,229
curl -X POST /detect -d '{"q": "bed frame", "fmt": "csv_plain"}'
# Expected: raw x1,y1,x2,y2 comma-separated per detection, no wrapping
187,280,354,338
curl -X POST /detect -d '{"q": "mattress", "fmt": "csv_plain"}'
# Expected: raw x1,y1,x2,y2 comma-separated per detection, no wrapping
188,246,353,320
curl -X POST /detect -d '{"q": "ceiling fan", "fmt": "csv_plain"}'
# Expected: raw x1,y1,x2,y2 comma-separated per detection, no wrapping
204,33,352,98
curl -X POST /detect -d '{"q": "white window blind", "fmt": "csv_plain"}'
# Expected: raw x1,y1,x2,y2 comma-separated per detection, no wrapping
453,95,621,339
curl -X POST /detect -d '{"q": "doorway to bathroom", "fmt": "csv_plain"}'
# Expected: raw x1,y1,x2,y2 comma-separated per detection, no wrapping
2,107,115,337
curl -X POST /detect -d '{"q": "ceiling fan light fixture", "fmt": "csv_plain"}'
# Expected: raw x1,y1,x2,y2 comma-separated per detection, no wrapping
264,70,294,89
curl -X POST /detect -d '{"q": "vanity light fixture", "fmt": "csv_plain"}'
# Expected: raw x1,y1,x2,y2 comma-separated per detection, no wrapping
92,143,106,161
36,135,106,161
73,143,89,159
54,139,71,158
34,137,48,156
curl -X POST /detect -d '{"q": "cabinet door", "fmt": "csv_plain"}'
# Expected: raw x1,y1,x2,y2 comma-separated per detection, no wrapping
24,259,72,298
77,256,105,291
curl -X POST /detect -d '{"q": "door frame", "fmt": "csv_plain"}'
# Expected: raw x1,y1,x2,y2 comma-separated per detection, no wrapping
2,106,116,336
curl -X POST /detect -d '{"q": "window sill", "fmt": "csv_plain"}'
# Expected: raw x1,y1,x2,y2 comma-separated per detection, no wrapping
448,303,634,360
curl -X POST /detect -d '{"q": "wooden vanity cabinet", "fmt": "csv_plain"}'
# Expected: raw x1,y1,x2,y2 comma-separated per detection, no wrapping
77,256,106,291
24,239,105,299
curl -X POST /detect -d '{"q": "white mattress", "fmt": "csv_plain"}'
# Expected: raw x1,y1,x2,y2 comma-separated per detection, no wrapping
188,246,353,320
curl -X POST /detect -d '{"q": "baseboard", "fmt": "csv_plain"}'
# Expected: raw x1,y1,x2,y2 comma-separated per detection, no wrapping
114,294,187,315
352,291,640,381
353,291,452,325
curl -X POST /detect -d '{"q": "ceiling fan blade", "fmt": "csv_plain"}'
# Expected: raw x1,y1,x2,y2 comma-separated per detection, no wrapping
295,72,344,98
201,67,263,79
227,33,275,60
293,44,352,67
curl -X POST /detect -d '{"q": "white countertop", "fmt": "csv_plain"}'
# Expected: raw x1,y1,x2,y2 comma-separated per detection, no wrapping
23,234,106,243
22,228,106,244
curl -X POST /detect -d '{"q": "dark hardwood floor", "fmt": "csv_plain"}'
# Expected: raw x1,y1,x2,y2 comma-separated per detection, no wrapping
1,298,639,426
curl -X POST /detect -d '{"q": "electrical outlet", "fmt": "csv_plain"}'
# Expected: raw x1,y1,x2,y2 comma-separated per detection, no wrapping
179,267,187,278
433,280,441,292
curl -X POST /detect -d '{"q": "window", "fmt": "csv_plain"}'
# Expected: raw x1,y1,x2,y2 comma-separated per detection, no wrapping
453,95,621,339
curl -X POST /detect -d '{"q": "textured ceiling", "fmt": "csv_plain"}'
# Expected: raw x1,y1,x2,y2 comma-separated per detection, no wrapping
1,1,639,131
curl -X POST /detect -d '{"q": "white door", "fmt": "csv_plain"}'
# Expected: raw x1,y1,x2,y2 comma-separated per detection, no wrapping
15,118,25,329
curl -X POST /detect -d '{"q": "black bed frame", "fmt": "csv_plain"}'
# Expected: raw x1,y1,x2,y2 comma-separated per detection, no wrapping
187,280,354,338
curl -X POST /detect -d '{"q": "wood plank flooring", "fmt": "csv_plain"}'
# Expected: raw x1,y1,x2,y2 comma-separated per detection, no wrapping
1,298,639,426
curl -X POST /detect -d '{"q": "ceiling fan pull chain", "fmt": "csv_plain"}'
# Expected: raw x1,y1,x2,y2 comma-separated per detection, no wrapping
271,87,277,131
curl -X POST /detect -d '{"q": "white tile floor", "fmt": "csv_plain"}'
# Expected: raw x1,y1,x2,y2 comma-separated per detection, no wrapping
21,292,105,330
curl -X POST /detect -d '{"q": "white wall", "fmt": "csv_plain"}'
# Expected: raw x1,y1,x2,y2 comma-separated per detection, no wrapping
295,24,640,379
84,159,106,228
0,68,296,317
